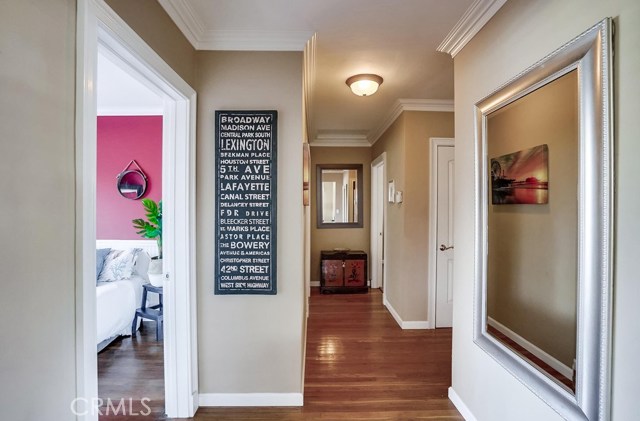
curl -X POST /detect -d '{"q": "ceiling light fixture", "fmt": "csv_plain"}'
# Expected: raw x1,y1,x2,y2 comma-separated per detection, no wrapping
346,74,383,97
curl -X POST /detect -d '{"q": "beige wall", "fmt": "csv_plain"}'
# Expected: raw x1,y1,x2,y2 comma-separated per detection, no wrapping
106,0,197,87
310,147,371,284
196,51,305,394
0,1,77,419
372,115,405,312
487,70,578,367
452,0,640,419
106,3,306,397
371,111,454,322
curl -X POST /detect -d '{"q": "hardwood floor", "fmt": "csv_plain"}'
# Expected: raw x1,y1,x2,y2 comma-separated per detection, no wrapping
98,321,166,420
98,289,462,420
196,288,462,420
487,324,575,392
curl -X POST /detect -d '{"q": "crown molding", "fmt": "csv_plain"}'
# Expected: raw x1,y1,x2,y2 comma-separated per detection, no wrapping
437,0,508,57
159,0,312,51
311,133,370,148
368,99,454,145
157,0,204,48
198,29,314,51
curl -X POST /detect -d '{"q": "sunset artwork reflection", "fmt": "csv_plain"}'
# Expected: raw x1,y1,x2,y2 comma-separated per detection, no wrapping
490,144,549,204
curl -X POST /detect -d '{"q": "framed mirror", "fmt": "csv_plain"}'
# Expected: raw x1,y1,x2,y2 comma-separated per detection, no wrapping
474,19,612,420
117,170,147,199
116,160,148,200
316,164,363,228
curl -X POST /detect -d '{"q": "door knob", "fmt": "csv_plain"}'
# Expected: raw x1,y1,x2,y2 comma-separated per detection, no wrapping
439,244,454,251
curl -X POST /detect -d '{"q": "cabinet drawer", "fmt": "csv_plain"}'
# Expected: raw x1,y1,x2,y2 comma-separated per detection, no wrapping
321,260,344,287
344,259,365,286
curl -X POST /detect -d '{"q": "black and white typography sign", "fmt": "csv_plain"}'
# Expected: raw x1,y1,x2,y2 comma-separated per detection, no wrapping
215,110,277,295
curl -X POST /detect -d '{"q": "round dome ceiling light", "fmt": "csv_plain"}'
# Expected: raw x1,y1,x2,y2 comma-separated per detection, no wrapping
346,74,383,97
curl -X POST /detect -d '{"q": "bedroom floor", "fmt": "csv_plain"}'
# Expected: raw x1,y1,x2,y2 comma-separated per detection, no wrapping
98,321,165,419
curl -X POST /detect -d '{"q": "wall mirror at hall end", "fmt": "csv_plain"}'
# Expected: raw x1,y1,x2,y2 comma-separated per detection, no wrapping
474,19,613,420
316,164,363,228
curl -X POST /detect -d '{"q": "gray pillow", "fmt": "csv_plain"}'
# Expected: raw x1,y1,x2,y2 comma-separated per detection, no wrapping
96,248,111,280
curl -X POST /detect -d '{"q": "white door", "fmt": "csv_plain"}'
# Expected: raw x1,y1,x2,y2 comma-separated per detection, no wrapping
435,145,454,327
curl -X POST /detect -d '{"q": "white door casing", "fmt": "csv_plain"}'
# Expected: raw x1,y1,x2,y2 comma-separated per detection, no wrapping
428,138,454,329
370,153,386,291
76,0,198,419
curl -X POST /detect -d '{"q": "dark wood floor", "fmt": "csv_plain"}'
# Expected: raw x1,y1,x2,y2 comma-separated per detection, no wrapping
98,321,166,419
98,289,462,420
487,324,575,392
196,289,462,420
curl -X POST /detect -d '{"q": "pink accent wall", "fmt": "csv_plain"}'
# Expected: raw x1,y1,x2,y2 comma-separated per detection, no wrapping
97,116,162,240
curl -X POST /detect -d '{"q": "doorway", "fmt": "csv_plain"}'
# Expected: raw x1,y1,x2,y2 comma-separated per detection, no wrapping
76,0,197,419
428,138,455,328
95,47,165,411
370,153,387,292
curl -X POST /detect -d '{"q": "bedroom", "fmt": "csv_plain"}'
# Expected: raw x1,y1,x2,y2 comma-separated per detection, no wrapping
95,49,165,412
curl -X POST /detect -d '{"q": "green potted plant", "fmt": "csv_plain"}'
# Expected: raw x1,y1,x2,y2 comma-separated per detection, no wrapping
132,198,163,286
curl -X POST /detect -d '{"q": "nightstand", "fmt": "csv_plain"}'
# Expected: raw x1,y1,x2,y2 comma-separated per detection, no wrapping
132,283,163,340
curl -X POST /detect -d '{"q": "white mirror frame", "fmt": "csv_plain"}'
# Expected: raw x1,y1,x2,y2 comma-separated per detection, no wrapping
473,19,613,420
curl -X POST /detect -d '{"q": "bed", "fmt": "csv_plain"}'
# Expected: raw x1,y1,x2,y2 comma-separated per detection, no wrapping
96,240,157,352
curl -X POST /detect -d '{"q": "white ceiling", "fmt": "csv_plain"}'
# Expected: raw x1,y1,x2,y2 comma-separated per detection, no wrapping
158,0,506,145
97,52,163,116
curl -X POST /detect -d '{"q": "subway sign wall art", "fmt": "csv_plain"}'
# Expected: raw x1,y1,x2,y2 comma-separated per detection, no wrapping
214,110,277,295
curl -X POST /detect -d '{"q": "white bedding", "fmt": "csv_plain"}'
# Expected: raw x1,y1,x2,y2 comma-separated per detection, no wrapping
96,275,147,345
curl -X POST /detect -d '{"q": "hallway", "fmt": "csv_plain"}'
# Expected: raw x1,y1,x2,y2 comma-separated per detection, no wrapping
196,288,462,419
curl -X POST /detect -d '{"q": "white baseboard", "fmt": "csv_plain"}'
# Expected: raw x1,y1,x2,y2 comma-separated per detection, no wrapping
383,295,431,329
310,281,320,287
487,317,573,379
198,393,303,407
448,387,477,421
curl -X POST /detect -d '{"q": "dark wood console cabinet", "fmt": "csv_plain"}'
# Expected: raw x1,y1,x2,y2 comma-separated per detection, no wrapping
320,250,368,294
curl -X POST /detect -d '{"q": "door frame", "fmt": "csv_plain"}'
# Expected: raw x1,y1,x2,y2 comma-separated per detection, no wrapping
427,138,454,329
370,152,387,292
75,0,198,418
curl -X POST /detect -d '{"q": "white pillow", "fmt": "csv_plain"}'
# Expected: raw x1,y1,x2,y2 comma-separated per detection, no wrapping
98,248,141,282
133,251,151,282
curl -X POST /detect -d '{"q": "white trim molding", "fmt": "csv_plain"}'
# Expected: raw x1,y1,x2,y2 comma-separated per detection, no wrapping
157,0,204,48
303,34,317,142
369,99,454,145
309,99,454,148
158,0,312,51
197,29,314,51
487,317,573,380
199,393,303,407
97,106,164,116
311,132,370,148
437,0,508,57
77,0,198,418
448,387,478,421
383,295,430,330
